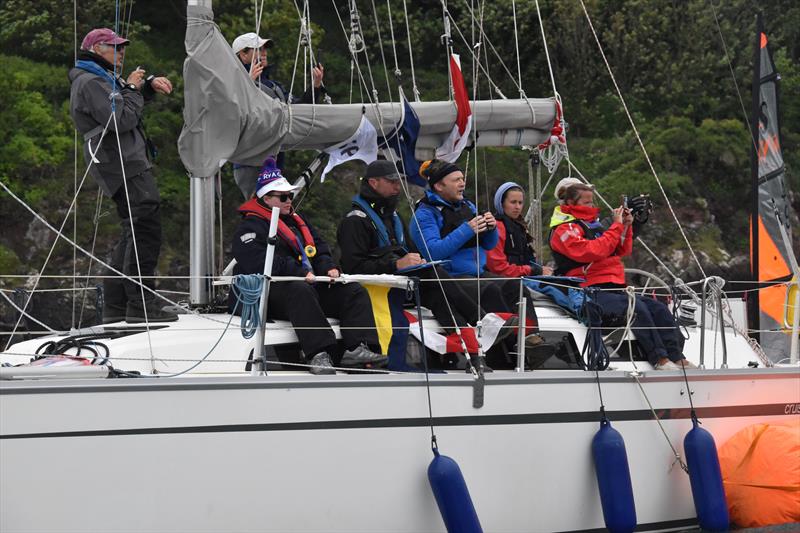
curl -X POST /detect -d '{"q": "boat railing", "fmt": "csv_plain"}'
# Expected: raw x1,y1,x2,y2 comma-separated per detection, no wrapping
699,276,728,369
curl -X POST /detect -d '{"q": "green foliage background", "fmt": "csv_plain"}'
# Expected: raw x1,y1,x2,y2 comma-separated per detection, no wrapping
0,0,798,327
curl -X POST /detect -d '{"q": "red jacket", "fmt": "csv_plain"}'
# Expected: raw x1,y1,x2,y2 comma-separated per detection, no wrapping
486,221,533,277
548,205,633,287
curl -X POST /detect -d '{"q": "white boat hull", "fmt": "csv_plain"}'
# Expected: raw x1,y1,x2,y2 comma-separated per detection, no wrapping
2,368,798,532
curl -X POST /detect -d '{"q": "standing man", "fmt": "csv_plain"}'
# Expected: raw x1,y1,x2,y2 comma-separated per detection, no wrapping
69,28,176,323
230,32,327,199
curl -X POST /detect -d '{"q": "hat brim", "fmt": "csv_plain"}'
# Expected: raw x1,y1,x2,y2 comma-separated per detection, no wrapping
256,180,300,198
104,35,130,46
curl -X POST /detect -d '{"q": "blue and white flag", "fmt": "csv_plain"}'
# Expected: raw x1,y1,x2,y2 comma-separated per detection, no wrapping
379,87,424,186
321,114,378,181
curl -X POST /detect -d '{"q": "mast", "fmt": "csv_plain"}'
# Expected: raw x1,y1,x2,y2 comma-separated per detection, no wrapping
748,14,761,345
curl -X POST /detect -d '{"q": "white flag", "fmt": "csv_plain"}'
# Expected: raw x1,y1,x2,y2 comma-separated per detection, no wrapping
321,115,378,181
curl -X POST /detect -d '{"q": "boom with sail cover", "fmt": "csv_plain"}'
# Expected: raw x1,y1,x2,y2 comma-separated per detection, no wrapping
178,1,557,304
750,16,797,363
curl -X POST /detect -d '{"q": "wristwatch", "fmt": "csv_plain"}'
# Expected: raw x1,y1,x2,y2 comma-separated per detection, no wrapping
125,83,138,91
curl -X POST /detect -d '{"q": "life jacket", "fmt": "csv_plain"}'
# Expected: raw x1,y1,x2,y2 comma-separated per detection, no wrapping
548,205,605,276
495,213,535,266
351,194,406,249
238,198,316,269
418,194,478,250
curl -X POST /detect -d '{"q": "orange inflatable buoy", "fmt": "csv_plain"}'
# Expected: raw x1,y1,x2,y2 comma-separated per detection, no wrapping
718,420,800,528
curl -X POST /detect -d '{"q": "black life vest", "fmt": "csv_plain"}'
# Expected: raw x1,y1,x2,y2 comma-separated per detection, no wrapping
496,213,535,266
548,219,604,276
419,195,478,250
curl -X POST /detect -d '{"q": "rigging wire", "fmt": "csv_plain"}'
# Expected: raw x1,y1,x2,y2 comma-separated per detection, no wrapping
401,0,420,101
577,0,707,279
385,0,401,80
370,0,395,103
706,0,758,152
77,189,106,328
3,114,113,351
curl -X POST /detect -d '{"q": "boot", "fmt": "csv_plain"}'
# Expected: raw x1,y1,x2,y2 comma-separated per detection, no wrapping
126,299,179,323
341,343,388,368
525,334,557,369
468,355,493,373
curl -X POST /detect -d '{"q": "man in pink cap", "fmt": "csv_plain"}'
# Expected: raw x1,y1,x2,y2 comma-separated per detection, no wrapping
69,28,175,323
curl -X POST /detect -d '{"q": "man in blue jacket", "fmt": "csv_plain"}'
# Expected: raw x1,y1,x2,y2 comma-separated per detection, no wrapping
410,159,552,359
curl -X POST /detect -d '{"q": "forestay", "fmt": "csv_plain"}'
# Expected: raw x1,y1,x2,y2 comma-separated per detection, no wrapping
178,4,557,178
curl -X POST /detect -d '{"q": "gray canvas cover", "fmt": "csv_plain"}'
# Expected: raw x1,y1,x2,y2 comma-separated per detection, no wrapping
178,4,556,178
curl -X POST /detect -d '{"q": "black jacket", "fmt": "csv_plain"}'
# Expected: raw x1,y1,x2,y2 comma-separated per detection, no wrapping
232,206,336,278
336,183,411,275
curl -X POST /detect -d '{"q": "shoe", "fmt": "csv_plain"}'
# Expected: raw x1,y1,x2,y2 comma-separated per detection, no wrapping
468,355,493,373
654,360,681,371
340,343,388,368
676,359,698,369
102,305,127,324
126,300,179,323
525,333,546,348
492,315,520,346
308,352,336,375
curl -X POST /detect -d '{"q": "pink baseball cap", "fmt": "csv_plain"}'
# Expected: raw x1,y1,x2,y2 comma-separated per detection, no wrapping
81,28,130,51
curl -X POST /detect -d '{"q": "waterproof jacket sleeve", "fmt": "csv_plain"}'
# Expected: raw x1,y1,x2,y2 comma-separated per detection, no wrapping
78,76,144,134
232,218,308,277
336,213,400,275
410,205,476,262
550,221,627,264
486,222,532,277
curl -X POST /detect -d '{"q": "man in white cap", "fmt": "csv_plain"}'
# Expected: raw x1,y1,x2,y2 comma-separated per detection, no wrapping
548,177,695,370
230,157,387,375
230,32,327,198
69,28,176,323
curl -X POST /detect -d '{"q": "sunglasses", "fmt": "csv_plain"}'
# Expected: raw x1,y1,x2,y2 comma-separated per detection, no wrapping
267,192,294,202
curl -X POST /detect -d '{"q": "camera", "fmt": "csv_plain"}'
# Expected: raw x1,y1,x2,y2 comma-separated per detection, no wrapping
627,194,653,222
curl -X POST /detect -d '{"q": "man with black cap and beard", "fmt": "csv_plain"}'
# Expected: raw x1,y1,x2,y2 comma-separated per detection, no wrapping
337,160,523,372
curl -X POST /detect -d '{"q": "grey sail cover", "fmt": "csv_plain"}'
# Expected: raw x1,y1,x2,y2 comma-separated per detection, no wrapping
178,4,557,178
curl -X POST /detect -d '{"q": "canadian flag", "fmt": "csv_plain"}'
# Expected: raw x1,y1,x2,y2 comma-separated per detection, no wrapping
435,54,473,163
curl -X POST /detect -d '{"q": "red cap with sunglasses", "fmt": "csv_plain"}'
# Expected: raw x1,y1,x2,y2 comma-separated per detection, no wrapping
255,157,299,199
81,28,130,51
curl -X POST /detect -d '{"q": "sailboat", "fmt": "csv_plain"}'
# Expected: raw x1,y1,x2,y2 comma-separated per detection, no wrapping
1,2,798,532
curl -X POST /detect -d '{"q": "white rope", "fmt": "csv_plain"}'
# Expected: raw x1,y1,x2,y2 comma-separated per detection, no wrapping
577,0,707,279
370,0,394,103
618,286,689,473
401,0,420,101
511,0,524,98
385,0,401,78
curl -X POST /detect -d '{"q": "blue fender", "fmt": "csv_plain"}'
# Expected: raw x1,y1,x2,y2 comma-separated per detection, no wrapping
427,448,483,533
592,418,637,533
684,417,729,531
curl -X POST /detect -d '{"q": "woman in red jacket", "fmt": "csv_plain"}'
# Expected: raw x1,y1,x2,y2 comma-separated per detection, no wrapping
487,182,553,278
548,177,694,370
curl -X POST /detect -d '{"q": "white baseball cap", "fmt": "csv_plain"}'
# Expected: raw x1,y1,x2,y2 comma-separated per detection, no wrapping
554,177,594,200
231,32,274,54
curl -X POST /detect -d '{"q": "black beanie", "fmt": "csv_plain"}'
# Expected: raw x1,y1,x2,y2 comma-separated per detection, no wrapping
420,159,461,188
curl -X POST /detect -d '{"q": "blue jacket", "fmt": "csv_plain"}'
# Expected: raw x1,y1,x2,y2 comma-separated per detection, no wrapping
410,191,498,277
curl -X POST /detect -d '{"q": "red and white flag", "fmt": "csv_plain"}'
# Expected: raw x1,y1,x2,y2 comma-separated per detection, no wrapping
435,54,473,163
404,311,516,354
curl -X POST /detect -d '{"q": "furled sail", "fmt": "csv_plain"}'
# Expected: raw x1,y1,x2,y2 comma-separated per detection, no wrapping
750,17,797,363
178,4,557,179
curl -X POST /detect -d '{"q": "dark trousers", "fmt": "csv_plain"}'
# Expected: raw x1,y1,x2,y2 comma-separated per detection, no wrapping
593,290,685,365
417,266,485,333
455,277,539,330
266,280,379,362
105,171,162,310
